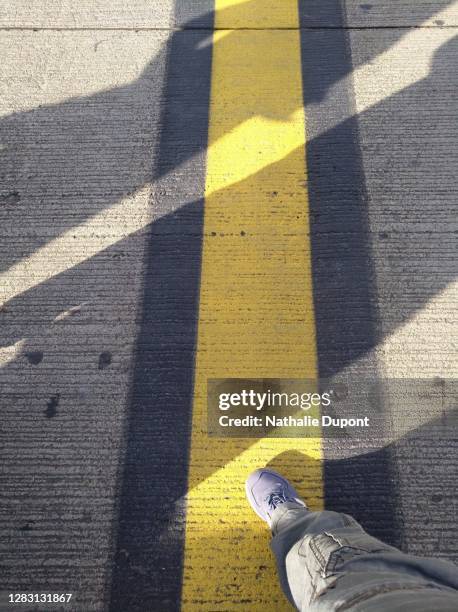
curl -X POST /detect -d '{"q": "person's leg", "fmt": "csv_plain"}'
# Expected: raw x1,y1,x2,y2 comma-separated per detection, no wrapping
246,469,458,611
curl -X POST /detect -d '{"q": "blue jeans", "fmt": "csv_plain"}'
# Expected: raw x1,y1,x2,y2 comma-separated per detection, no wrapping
271,504,458,611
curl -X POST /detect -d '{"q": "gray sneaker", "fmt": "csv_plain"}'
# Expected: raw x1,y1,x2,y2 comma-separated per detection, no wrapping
245,468,307,526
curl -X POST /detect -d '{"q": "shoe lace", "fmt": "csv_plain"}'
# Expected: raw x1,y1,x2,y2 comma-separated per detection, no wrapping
265,488,294,511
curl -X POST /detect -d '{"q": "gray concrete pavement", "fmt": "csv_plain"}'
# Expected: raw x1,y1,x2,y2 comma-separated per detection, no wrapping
0,1,457,610
1,0,457,27
0,26,171,611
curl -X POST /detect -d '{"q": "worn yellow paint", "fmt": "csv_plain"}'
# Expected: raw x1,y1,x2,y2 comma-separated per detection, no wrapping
213,0,300,29
182,1,323,609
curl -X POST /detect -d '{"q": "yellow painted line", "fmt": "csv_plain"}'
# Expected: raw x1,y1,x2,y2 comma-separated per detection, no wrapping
210,0,299,29
182,1,323,609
